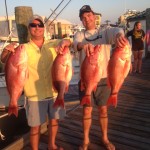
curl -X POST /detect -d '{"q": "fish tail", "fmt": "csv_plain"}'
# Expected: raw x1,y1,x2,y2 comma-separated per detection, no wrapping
8,107,18,117
107,93,118,107
80,95,91,106
53,98,64,108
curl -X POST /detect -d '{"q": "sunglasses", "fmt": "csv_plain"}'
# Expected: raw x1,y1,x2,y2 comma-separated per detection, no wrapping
29,23,44,28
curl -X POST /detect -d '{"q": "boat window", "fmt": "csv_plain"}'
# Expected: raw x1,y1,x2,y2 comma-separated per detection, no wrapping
0,21,9,37
12,20,18,38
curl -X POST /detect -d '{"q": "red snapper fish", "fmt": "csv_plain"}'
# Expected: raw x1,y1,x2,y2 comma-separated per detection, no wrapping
107,45,131,107
5,44,28,117
52,46,73,108
80,45,103,106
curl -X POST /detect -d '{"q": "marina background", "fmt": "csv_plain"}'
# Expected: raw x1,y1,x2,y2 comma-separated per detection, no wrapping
0,0,150,25
0,1,150,149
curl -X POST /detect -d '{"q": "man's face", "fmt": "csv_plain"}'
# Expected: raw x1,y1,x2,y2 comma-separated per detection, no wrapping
29,19,44,38
81,12,96,30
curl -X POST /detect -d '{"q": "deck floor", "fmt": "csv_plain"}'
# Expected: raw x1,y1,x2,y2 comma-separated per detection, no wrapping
4,59,150,150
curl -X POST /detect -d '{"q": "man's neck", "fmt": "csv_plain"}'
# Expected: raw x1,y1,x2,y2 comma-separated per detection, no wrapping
86,26,96,31
31,37,44,48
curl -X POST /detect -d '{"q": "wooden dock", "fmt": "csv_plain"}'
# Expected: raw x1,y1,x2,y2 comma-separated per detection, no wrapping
3,59,150,150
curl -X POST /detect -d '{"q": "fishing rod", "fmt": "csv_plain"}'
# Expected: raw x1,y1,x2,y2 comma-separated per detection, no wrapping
44,0,65,23
4,0,10,34
48,0,72,26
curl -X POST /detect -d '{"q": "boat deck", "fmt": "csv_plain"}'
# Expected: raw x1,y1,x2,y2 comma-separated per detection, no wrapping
3,59,150,150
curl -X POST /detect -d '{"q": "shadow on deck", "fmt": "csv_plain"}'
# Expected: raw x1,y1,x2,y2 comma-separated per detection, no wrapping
3,59,150,150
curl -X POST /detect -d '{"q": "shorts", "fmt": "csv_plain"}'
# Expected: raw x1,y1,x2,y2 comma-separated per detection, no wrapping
25,97,66,127
132,44,144,51
78,78,111,107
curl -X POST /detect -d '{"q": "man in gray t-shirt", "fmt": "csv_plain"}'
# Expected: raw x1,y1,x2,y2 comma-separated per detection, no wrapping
73,5,129,150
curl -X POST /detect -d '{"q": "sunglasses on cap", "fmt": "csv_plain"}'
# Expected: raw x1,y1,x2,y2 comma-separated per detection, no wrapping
29,23,44,28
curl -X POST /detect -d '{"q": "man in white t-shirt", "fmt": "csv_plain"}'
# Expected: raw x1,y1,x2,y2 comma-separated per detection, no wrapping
73,5,129,150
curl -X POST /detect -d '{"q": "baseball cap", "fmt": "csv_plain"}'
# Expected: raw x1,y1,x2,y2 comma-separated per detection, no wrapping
79,5,94,19
28,14,44,25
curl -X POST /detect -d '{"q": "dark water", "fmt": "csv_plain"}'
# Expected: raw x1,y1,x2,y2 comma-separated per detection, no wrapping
0,109,30,149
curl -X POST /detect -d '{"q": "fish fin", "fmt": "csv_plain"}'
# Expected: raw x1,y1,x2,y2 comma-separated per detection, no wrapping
107,78,111,88
65,84,69,92
25,69,29,79
107,94,118,107
51,66,57,92
53,98,64,108
52,82,57,92
80,81,85,91
107,64,111,88
123,60,131,78
80,95,91,106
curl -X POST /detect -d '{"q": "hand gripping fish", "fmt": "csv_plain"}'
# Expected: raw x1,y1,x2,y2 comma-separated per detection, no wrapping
52,46,73,108
107,45,131,107
80,45,103,106
5,45,28,117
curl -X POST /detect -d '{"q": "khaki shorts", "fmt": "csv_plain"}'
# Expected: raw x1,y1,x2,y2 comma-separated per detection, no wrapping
78,78,111,107
25,97,66,127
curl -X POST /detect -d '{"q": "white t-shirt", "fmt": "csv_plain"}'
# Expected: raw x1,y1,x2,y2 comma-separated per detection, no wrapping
73,26,124,78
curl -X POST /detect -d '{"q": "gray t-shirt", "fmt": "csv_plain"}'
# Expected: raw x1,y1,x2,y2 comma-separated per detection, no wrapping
73,26,124,78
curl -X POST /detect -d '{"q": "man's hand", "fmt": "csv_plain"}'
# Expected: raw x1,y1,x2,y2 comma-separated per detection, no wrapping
78,43,94,57
56,39,71,54
1,42,18,63
115,33,129,48
83,43,94,57
4,42,18,53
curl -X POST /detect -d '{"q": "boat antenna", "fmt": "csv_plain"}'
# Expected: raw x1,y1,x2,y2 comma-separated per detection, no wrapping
49,0,72,26
4,0,10,34
44,0,65,23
